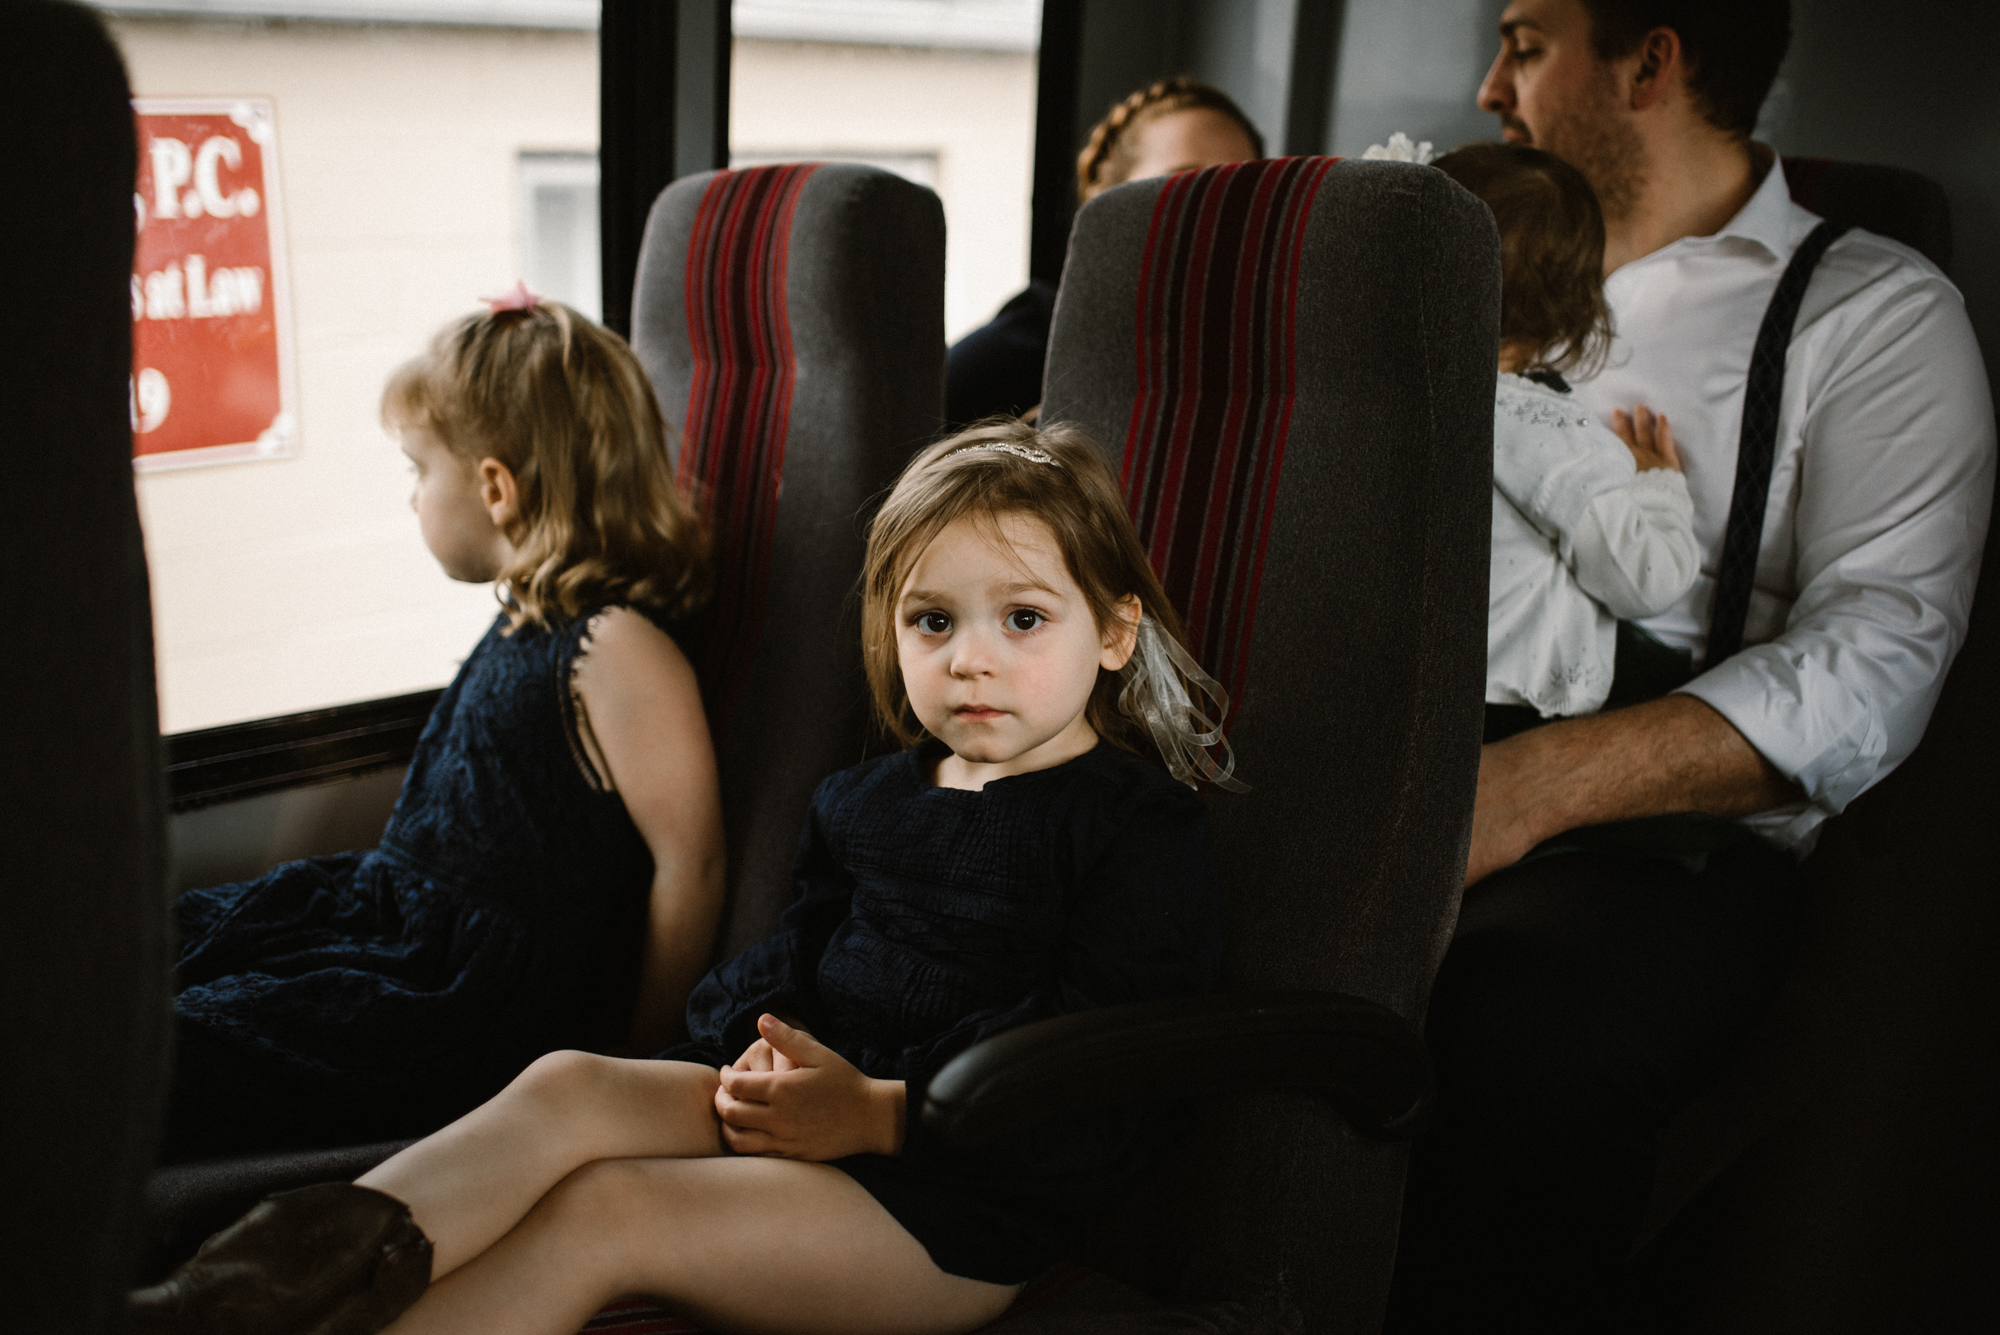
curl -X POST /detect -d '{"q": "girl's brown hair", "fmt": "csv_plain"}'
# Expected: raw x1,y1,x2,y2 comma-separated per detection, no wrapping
862,419,1188,763
383,301,711,631
1076,76,1265,204
1432,142,1615,378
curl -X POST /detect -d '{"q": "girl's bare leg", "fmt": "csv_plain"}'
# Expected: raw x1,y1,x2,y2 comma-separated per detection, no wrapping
356,1051,725,1276
381,1156,1019,1335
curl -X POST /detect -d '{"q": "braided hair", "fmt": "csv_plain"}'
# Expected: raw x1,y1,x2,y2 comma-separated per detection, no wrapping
1074,76,1265,204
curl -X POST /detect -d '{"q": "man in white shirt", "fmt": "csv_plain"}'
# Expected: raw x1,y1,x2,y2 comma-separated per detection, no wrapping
1387,1,1996,1329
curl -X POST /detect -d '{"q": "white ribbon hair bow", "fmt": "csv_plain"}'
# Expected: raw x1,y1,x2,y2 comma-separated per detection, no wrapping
1116,614,1249,793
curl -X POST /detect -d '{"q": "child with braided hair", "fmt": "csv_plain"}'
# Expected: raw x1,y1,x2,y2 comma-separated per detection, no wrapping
1073,76,1266,206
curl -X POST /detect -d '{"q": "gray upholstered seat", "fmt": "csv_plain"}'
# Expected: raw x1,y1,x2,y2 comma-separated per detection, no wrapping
631,161,946,958
931,157,1501,1333
2,2,173,1328
1782,155,1953,272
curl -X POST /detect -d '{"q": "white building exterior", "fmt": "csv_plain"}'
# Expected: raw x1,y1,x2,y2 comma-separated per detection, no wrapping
95,1,1038,732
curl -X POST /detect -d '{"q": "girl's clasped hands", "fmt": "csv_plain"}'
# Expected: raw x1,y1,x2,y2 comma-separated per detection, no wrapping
713,1012,907,1160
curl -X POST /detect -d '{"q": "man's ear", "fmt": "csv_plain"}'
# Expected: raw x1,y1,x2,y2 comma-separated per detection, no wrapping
1629,27,1681,112
478,457,522,532
1101,594,1144,671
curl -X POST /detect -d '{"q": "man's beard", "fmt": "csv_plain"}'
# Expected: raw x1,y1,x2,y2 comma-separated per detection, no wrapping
1522,73,1647,223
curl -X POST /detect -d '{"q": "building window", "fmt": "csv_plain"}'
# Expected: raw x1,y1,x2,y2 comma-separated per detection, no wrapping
519,151,601,321
731,0,1041,342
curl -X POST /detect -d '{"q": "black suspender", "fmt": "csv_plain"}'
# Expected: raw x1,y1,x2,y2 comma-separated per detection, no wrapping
1704,219,1850,667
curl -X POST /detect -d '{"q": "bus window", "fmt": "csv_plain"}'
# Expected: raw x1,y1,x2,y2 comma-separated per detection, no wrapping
731,0,1042,343
103,2,600,733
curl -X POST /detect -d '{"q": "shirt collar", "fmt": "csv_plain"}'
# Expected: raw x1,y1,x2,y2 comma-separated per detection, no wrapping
1711,148,1807,259
1617,146,1810,276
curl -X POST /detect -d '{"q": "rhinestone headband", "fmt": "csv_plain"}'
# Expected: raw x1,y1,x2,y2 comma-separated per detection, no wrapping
950,442,1057,465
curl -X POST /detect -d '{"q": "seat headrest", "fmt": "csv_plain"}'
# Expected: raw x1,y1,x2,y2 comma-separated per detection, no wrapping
628,161,944,959
632,162,943,734
1049,155,1499,715
1784,156,1953,272
674,163,822,728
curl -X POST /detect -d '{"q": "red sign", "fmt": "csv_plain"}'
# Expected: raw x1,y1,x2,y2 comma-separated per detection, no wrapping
131,98,297,469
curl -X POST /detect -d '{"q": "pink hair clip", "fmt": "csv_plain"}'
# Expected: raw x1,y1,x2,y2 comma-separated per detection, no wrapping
481,280,542,312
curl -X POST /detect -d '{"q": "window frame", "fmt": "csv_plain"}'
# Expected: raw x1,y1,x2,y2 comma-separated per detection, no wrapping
165,689,443,812
158,0,1074,797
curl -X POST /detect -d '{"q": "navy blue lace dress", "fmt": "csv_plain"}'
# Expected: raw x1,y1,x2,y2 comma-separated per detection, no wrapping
166,606,669,1159
665,740,1227,1285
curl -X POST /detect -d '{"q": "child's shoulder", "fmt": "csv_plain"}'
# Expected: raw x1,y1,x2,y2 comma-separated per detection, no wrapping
1493,373,1631,481
1494,371,1596,432
1023,745,1212,852
570,601,691,647
808,747,928,816
1070,743,1207,813
1061,749,1219,896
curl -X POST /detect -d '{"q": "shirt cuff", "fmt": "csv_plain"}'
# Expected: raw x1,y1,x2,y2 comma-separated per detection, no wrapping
1676,641,1889,819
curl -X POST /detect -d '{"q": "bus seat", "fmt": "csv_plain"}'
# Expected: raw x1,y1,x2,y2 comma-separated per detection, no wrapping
1782,156,1953,273
631,161,947,961
1,2,174,1328
137,163,947,1285
1625,165,1994,1329
927,158,1501,1332
1626,542,1998,1330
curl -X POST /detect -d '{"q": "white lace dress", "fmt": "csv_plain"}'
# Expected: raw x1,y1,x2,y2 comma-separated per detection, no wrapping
1487,373,1699,718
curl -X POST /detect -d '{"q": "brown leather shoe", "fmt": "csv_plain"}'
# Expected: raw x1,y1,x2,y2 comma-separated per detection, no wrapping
128,1182,432,1335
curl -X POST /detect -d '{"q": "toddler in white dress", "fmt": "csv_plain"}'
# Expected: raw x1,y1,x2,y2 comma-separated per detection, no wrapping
1433,142,1699,722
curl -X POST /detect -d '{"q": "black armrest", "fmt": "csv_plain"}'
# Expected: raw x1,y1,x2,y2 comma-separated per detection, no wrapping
920,990,1432,1149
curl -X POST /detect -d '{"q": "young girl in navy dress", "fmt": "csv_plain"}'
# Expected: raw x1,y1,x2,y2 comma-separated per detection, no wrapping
164,293,726,1159
135,419,1238,1335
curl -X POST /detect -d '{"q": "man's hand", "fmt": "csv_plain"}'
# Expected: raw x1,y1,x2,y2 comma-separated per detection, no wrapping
1609,404,1684,473
1465,695,1803,887
713,1014,906,1161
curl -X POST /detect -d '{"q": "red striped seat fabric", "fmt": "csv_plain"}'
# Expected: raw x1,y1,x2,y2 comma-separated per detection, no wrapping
1123,156,1338,712
676,163,821,729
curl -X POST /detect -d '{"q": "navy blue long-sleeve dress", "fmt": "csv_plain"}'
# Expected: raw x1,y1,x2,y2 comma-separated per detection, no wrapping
166,606,670,1159
664,738,1227,1285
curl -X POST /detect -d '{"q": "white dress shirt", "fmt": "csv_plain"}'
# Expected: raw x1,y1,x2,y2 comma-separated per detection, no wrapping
1572,156,1996,851
1488,373,1698,717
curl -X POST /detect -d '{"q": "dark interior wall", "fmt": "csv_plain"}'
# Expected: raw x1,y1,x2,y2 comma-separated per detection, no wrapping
1324,0,1509,159
1757,0,2000,393
1068,0,1313,157
1071,0,1188,138
1176,0,1300,151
